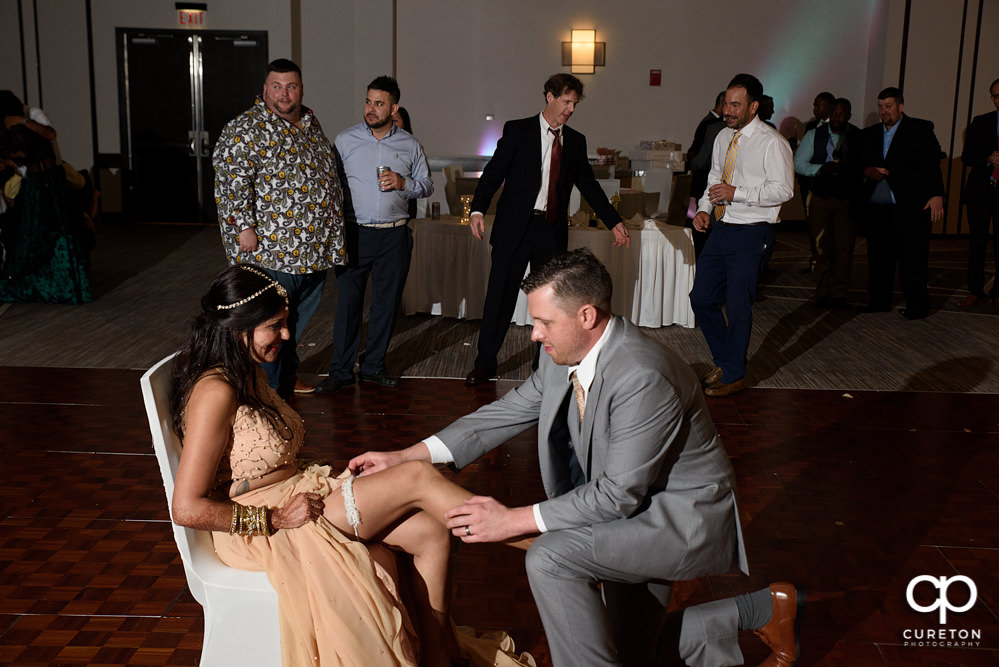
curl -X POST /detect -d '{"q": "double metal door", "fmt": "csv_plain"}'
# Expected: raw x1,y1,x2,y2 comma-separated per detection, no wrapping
117,29,268,223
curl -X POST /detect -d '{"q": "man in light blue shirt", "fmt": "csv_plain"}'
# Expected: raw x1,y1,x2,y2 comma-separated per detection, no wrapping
317,76,432,391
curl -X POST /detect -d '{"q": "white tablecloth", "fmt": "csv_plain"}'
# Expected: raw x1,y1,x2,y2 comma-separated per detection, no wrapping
403,216,695,328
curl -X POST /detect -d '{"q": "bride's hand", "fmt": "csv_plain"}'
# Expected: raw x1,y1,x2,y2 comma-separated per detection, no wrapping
270,492,324,530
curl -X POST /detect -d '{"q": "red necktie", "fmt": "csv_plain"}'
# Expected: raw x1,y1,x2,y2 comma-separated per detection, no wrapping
546,127,561,223
992,132,999,183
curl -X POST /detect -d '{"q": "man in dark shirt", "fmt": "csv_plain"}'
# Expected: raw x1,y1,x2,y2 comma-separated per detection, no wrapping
957,77,999,308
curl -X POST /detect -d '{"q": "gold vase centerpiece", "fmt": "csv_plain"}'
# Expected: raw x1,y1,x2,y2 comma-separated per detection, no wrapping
459,194,473,225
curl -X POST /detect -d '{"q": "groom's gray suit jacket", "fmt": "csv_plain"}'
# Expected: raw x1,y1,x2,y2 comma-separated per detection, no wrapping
437,317,749,581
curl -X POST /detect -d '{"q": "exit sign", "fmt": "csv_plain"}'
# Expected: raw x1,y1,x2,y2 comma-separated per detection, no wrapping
178,9,205,26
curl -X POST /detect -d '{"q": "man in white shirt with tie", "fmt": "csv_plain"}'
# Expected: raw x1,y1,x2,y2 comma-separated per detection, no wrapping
690,73,794,397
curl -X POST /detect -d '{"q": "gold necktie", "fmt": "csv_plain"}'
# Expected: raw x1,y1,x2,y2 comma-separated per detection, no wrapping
713,130,741,221
570,371,585,425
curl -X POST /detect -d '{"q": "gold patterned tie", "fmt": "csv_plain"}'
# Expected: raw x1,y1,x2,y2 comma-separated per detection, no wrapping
570,371,586,425
713,130,741,221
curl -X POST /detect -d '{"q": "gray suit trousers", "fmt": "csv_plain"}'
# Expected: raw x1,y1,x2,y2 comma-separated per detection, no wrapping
525,527,743,667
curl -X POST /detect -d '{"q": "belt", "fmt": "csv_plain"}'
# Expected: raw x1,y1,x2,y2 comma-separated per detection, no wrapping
532,209,547,216
718,220,770,227
363,219,409,229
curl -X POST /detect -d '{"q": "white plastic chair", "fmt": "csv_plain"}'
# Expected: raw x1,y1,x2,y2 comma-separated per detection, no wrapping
140,353,281,666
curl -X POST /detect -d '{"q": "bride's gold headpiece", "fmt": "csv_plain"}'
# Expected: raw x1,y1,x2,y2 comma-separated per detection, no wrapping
216,265,289,310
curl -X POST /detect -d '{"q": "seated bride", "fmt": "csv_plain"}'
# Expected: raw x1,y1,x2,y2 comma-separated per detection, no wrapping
170,263,533,666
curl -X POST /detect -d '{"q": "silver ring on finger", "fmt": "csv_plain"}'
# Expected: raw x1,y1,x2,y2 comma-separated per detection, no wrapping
464,525,471,537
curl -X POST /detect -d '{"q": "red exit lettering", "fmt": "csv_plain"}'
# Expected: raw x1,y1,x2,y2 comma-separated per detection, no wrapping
178,10,204,26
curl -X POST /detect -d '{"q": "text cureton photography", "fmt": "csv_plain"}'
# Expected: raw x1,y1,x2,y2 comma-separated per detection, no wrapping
902,575,983,648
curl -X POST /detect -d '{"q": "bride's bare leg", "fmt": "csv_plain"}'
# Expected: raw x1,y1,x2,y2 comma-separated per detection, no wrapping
381,512,459,666
327,461,474,533
321,461,473,665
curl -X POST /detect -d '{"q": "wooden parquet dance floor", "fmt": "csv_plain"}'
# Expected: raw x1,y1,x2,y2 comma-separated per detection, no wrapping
1,368,998,666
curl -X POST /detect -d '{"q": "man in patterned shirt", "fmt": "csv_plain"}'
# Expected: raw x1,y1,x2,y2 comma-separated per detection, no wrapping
213,58,346,396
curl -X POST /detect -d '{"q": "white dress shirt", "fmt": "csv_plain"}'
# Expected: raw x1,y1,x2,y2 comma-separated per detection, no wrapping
697,115,794,224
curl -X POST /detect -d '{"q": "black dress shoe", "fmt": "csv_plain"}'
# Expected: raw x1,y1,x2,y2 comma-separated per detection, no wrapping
812,296,830,307
314,375,356,393
856,303,891,313
360,371,400,387
899,308,928,320
829,297,851,310
465,366,496,386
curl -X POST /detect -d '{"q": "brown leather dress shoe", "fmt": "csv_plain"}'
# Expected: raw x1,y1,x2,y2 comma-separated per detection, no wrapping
704,378,744,397
465,366,496,386
755,582,804,667
956,294,984,307
700,367,723,388
293,379,316,393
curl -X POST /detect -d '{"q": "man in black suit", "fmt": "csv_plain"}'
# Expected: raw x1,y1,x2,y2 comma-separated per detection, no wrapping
957,77,999,308
858,87,944,320
686,92,727,258
687,90,725,179
687,92,727,200
464,73,630,385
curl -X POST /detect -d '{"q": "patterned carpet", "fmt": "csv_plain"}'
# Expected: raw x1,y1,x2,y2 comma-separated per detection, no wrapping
1,222,997,393
2,223,998,666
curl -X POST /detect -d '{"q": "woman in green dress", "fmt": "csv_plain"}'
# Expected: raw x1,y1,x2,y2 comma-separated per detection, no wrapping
0,90,92,304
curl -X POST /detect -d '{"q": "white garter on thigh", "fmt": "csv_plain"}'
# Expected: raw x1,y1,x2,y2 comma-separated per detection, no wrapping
340,474,361,537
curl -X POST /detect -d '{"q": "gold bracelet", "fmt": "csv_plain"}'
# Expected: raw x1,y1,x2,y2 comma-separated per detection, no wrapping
262,506,271,535
231,503,272,536
252,505,271,536
229,504,239,534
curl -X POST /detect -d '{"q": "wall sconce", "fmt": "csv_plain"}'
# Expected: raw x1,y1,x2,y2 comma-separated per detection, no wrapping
562,29,605,74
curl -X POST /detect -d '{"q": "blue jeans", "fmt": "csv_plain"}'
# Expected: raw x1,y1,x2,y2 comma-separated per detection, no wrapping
258,267,327,391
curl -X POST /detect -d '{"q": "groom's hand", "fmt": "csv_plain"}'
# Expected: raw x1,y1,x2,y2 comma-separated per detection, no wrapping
445,496,538,543
348,442,431,477
347,450,406,477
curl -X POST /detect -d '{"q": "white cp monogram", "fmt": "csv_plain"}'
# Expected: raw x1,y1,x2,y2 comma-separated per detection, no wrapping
906,575,977,624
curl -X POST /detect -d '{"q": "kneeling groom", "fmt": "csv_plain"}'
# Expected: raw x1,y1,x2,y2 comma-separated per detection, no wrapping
350,249,803,667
